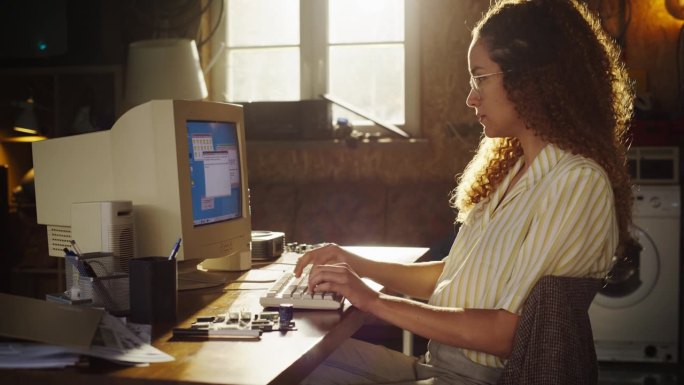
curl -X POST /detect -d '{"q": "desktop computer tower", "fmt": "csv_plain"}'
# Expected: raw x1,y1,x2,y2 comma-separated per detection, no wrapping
71,201,135,273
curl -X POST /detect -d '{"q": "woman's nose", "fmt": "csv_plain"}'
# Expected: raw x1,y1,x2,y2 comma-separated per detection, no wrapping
466,88,479,108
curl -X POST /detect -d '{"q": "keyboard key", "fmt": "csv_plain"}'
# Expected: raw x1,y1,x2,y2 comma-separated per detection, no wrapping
259,270,344,310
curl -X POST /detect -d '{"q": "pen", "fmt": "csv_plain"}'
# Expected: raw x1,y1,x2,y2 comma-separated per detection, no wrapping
70,240,83,256
168,238,182,260
64,248,97,278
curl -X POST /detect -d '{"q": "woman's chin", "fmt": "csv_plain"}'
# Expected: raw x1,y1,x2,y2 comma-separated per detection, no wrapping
483,126,499,138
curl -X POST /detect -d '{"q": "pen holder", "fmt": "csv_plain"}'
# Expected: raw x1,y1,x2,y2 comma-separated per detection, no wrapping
86,274,130,316
65,252,117,300
63,252,130,316
129,257,177,324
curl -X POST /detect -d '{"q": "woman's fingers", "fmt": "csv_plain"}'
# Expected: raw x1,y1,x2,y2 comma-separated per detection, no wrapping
307,264,354,292
293,253,312,277
294,243,341,277
307,263,379,312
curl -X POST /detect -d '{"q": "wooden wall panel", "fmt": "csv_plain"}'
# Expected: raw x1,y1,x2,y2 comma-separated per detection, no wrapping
623,0,683,113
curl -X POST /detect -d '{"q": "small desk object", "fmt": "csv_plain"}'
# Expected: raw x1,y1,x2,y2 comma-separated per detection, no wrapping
1,246,428,385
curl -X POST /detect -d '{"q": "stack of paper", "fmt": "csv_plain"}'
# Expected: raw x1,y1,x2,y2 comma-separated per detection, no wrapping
0,293,174,368
0,344,80,369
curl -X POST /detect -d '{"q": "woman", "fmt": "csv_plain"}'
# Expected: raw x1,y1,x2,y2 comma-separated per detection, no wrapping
296,0,633,383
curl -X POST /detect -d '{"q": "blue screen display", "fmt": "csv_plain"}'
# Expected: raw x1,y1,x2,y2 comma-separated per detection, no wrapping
186,120,242,226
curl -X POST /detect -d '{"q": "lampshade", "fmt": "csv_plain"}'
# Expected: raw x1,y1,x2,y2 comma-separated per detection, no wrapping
14,99,39,135
0,97,47,143
666,0,684,19
124,39,208,109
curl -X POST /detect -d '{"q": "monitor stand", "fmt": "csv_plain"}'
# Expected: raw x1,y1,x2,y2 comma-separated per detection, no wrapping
177,260,227,291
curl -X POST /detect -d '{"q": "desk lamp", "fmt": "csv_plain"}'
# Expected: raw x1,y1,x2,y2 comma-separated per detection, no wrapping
667,0,684,19
0,96,47,143
124,38,208,111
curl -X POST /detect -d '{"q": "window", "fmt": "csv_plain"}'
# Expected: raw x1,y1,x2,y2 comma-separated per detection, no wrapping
211,0,420,137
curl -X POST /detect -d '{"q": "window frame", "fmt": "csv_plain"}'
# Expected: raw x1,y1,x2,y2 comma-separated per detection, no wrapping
209,0,420,137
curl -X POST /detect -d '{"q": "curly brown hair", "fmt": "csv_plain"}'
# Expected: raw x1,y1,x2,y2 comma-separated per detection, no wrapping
452,0,634,252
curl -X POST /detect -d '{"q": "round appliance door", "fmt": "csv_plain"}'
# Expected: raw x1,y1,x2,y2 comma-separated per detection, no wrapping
594,225,659,308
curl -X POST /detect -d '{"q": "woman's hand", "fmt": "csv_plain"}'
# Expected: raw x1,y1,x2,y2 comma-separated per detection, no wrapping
293,244,377,311
294,243,358,277
307,263,379,312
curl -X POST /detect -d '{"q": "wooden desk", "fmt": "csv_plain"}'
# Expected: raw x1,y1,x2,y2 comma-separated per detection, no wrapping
1,246,428,385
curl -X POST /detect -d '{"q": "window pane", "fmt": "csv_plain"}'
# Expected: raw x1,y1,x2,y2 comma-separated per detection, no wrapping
329,0,404,44
228,48,300,101
329,44,404,124
228,0,299,47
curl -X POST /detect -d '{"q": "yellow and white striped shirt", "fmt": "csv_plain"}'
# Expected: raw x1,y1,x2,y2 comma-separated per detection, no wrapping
429,143,617,368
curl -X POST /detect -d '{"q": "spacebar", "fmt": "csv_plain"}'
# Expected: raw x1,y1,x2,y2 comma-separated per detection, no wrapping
259,296,343,310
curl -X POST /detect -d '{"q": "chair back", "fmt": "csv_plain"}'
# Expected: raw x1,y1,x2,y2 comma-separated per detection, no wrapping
497,275,603,385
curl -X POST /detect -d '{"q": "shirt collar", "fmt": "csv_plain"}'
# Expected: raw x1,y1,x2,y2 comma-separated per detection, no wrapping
521,142,565,187
487,143,566,218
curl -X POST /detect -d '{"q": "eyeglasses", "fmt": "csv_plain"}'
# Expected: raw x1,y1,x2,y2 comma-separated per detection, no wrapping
469,70,510,93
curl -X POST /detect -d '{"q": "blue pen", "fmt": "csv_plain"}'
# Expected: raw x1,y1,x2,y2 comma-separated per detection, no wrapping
168,238,182,260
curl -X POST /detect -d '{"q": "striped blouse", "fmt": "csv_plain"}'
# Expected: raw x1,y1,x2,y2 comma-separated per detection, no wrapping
428,143,617,368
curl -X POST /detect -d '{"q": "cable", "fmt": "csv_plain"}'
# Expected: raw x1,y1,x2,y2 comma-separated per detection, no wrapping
678,24,684,112
196,0,224,48
593,0,631,48
152,0,199,19
128,0,214,39
615,0,631,47
155,0,215,32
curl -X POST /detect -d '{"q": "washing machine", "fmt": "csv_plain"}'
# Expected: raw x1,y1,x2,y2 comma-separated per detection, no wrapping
589,183,681,363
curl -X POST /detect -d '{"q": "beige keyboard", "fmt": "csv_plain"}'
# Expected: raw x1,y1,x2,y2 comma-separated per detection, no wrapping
259,270,344,310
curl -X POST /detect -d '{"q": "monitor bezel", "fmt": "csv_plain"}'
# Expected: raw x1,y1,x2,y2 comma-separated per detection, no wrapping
172,100,251,263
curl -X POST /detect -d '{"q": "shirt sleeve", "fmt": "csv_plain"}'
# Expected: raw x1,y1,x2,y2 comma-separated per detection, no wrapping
497,163,617,314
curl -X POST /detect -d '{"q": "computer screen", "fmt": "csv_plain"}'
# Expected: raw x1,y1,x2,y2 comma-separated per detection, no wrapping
186,120,242,226
33,100,253,290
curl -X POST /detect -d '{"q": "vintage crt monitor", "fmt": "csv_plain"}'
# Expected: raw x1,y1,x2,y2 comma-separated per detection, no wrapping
33,100,252,290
